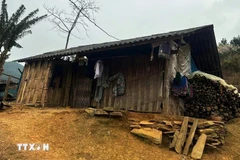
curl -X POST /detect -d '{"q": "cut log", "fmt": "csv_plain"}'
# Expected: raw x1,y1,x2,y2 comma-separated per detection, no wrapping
183,119,199,155
156,124,173,131
191,133,207,160
169,130,180,149
199,129,215,134
198,121,215,128
128,118,140,122
131,128,162,144
139,121,155,126
174,121,182,125
175,117,189,154
163,120,173,127
130,124,141,129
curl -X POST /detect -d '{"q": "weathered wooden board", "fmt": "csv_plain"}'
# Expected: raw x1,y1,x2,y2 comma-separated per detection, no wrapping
175,117,189,154
191,133,207,159
183,118,199,155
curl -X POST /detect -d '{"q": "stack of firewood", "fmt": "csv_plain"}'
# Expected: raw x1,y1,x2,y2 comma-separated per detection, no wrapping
129,117,227,159
185,75,240,121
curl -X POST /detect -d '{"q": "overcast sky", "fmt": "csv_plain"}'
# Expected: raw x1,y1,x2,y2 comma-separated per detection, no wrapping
6,0,240,61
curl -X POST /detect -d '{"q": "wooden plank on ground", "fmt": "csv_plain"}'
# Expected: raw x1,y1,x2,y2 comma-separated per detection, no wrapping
183,118,199,155
191,133,207,160
175,117,189,154
169,130,180,149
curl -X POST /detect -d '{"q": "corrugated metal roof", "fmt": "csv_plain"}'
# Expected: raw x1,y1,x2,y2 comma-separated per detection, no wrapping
15,24,214,62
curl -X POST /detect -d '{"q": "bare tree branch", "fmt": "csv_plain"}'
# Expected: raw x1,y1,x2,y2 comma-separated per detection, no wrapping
69,0,120,41
44,0,120,53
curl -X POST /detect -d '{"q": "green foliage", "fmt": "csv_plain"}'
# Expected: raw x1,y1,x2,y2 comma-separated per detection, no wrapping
230,35,240,47
219,38,227,46
0,0,47,74
0,1,47,51
218,36,240,73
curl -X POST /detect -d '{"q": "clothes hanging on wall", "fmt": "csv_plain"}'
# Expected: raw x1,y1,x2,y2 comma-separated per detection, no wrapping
94,67,109,102
172,72,193,97
108,72,125,96
94,60,104,79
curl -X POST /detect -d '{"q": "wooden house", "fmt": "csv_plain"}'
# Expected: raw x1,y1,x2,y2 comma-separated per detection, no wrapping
14,25,222,115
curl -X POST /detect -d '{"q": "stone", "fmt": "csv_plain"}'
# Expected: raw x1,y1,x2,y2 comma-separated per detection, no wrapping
85,108,96,116
131,128,162,144
191,133,207,160
110,112,123,117
103,107,115,112
94,109,108,116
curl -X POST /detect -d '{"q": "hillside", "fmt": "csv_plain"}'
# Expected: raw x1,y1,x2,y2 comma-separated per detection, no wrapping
0,62,24,82
0,106,239,160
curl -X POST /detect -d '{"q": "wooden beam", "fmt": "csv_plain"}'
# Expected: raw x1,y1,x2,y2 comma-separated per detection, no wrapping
175,117,189,154
169,130,180,149
191,133,207,159
183,118,199,155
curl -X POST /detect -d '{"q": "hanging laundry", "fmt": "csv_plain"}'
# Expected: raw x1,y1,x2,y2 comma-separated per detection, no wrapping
172,72,193,97
170,40,179,51
108,72,125,96
94,60,104,79
94,67,109,102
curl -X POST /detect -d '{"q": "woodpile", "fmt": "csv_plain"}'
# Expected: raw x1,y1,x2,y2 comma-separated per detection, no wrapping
185,75,240,121
129,117,227,159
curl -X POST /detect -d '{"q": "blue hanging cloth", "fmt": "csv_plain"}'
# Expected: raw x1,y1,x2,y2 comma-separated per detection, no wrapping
191,57,198,72
172,72,193,97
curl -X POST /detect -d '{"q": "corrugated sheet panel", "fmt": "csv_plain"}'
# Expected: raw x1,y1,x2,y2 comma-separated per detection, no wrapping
15,25,214,62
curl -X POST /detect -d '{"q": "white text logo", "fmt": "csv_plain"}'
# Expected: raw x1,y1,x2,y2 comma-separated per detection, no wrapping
17,143,49,151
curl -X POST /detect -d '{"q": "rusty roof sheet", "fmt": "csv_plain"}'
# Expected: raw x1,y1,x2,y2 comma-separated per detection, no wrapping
15,24,214,62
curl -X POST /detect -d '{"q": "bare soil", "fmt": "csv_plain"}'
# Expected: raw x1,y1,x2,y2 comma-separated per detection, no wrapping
0,105,239,160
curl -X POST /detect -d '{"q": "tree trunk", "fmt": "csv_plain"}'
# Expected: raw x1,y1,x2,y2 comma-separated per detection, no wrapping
0,49,9,76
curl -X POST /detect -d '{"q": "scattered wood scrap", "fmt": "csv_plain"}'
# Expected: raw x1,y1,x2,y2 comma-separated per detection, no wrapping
129,116,227,159
175,117,189,154
191,133,207,159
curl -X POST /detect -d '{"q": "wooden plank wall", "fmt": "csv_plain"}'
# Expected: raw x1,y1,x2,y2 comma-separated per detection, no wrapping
17,60,52,106
71,66,92,108
92,53,165,113
46,60,72,107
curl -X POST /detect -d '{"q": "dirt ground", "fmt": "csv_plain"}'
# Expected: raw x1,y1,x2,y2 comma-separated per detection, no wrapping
0,105,239,160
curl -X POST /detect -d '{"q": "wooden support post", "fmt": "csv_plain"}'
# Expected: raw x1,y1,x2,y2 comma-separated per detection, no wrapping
163,59,170,114
183,119,199,155
3,75,12,101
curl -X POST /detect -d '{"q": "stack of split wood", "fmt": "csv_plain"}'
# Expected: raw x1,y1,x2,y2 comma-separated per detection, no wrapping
185,74,240,121
129,117,227,159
